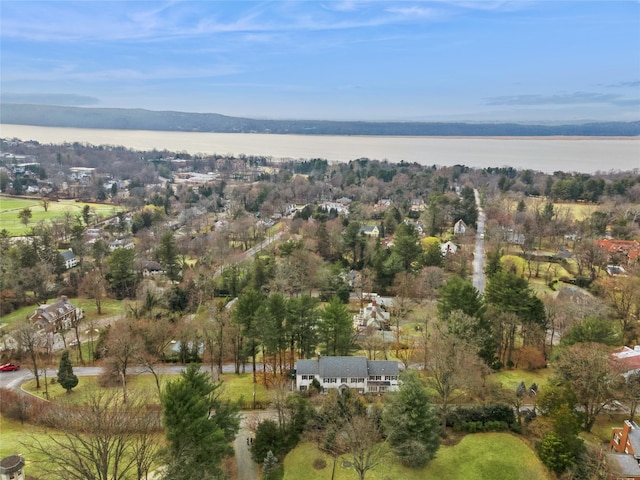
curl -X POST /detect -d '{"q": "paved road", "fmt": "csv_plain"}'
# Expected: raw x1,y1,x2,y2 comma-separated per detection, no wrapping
214,230,284,277
0,363,261,390
472,188,486,293
234,410,278,480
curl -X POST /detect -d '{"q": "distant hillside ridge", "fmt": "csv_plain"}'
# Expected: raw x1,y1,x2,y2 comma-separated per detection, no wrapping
1,104,639,136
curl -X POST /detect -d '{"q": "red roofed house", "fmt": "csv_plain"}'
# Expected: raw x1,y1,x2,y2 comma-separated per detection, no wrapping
608,420,640,480
595,239,640,263
611,346,640,376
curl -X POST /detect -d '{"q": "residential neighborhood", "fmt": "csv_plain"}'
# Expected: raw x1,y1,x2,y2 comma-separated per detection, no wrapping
0,136,639,480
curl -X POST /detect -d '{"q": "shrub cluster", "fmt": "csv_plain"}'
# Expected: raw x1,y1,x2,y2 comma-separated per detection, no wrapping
448,404,517,433
0,388,54,424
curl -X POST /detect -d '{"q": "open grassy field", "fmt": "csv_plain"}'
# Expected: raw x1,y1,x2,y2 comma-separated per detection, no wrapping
0,196,125,236
284,434,552,480
22,371,271,406
491,367,553,391
0,415,62,466
508,197,600,223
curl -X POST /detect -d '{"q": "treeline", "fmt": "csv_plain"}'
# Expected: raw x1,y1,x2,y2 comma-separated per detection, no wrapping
2,103,639,136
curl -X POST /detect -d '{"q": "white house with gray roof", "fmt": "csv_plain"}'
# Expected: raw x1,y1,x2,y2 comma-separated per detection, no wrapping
295,356,399,394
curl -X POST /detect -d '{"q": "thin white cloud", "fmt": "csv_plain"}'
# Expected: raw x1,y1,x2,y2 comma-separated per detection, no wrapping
0,1,450,43
486,91,640,107
3,65,241,83
386,6,435,17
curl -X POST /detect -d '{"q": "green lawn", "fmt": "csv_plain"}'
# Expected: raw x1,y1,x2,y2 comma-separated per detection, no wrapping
0,297,126,330
0,196,125,236
22,371,271,406
0,416,62,466
284,434,552,480
491,367,553,391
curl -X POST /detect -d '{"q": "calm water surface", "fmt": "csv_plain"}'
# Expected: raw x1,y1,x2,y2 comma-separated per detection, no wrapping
1,124,638,173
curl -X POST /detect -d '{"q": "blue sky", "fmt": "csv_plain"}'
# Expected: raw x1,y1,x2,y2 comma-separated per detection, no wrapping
1,1,639,122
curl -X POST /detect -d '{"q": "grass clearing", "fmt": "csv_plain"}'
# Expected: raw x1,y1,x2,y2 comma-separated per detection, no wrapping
0,416,62,466
0,196,125,236
21,370,271,407
0,297,126,330
284,434,552,480
491,367,553,391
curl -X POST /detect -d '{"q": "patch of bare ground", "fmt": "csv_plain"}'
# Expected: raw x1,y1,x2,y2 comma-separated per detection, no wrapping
441,429,466,447
312,458,327,470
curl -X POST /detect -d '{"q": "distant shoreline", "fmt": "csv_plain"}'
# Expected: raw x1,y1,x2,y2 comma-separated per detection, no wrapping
2,124,638,174
2,124,638,141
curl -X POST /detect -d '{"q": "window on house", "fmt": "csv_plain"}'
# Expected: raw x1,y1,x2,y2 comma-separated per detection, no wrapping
341,378,348,383
326,378,337,383
300,385,307,391
385,375,397,381
370,375,382,381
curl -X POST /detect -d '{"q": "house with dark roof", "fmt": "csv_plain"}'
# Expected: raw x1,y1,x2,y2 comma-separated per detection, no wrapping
353,299,390,331
359,225,381,237
608,420,640,479
60,249,78,269
0,454,25,480
30,296,83,332
136,259,165,277
295,356,399,394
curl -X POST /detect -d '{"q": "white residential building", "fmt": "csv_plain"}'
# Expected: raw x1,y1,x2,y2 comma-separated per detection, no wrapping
295,356,400,394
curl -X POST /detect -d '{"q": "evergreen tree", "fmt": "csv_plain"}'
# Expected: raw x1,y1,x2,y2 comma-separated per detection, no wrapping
161,364,240,480
391,223,422,272
262,450,283,480
536,404,584,473
57,350,78,393
106,248,138,299
437,276,485,320
233,290,264,381
320,296,354,356
158,231,181,282
382,371,440,468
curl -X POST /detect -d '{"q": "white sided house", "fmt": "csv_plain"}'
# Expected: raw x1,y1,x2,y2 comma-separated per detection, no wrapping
295,356,399,394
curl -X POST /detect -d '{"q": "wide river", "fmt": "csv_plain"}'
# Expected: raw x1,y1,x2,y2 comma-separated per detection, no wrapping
1,124,638,174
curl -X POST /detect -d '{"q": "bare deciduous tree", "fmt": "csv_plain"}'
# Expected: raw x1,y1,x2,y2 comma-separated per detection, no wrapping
102,319,144,402
13,319,44,389
27,391,161,480
341,414,386,480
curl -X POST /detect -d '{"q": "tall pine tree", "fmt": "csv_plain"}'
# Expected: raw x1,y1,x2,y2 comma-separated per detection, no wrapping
383,371,440,468
161,364,240,480
57,350,79,393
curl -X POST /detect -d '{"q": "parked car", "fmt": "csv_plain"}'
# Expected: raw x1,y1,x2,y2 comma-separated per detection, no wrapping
0,363,20,372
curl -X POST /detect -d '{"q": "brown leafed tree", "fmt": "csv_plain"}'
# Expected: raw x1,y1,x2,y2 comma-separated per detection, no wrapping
26,391,161,480
80,269,106,315
102,319,144,402
425,320,486,431
554,343,623,432
599,273,640,345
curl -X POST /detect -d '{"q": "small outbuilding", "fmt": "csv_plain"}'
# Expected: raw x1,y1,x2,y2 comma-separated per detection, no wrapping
0,455,25,480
